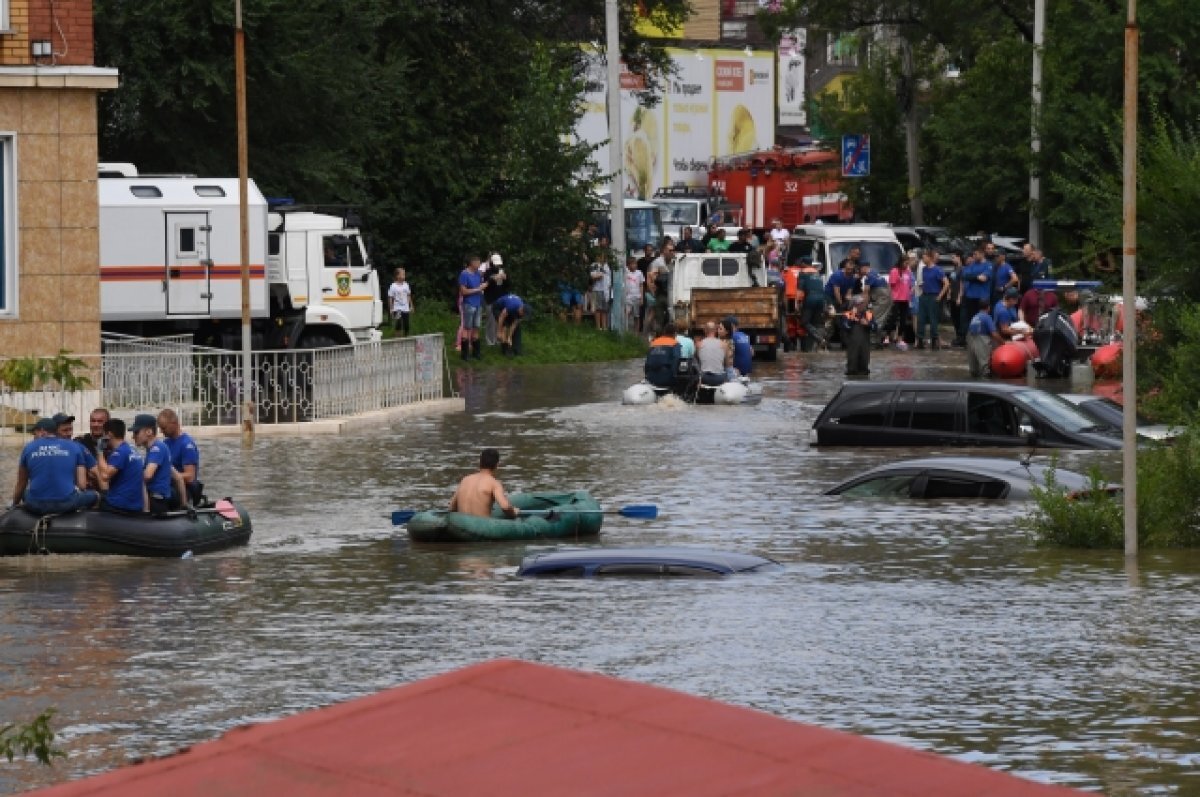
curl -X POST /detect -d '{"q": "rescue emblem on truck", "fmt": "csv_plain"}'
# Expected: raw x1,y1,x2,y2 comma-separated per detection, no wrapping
336,270,351,297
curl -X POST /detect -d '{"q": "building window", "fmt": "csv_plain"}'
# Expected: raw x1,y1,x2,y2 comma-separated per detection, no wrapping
0,135,15,315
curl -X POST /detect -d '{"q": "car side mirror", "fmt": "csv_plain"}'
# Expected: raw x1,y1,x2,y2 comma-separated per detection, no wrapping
1019,419,1037,443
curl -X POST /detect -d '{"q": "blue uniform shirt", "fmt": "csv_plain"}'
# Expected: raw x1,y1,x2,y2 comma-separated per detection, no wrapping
994,263,1015,295
75,440,96,470
496,294,526,316
459,269,484,308
993,300,1018,328
920,265,946,296
19,438,84,504
862,270,887,290
145,439,173,498
105,440,145,511
962,261,993,300
825,271,853,302
968,310,997,337
165,432,200,481
731,330,753,375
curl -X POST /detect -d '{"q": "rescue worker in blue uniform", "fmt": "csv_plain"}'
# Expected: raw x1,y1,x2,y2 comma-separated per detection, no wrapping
100,418,147,513
10,417,97,515
967,299,1003,377
493,293,529,357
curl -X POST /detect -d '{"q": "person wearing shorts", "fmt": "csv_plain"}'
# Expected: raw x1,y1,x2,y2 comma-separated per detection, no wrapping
458,255,485,360
589,251,612,331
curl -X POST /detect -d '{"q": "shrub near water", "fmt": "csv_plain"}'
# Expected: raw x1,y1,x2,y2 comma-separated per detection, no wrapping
1024,431,1200,548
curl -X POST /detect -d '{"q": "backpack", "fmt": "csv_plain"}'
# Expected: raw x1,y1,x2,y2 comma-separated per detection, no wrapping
644,343,681,389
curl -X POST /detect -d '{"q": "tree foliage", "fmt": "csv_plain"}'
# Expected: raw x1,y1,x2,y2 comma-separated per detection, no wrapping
94,0,688,307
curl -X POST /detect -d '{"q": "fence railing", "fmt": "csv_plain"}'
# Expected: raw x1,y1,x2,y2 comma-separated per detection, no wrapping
0,334,445,433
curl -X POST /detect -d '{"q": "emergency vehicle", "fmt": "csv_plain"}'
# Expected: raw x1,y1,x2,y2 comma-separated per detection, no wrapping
98,168,382,349
707,146,852,229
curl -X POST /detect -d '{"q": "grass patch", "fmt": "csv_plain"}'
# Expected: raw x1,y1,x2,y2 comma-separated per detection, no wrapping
383,307,647,367
1023,431,1200,548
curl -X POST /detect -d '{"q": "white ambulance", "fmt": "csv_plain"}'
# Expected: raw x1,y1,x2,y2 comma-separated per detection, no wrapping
98,169,382,349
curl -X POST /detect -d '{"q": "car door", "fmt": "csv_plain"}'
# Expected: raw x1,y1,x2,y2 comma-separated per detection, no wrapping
962,391,1024,447
888,389,962,446
814,387,895,445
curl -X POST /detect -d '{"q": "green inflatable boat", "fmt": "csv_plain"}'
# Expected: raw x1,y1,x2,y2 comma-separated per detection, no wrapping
406,491,603,543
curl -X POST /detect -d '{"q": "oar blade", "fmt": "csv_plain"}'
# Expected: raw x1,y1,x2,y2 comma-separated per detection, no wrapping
391,510,417,526
618,504,658,520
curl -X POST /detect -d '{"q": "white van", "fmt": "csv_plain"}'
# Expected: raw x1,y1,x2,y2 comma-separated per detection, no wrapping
786,224,904,282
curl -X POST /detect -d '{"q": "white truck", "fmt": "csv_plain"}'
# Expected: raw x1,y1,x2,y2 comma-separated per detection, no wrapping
98,168,382,349
669,252,782,360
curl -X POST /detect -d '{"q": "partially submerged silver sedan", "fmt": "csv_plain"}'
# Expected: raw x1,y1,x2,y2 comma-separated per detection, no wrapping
825,457,1114,500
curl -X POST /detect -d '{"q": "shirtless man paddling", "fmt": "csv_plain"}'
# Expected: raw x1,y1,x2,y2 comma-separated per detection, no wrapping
449,448,519,518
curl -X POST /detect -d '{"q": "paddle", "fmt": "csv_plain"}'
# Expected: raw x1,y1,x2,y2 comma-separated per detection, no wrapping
390,504,657,526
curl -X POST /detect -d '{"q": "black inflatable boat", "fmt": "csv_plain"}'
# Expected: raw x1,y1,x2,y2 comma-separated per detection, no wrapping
0,499,252,557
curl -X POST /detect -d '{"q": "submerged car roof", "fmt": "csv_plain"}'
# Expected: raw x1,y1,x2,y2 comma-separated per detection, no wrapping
833,380,1036,395
517,547,780,577
826,456,1103,497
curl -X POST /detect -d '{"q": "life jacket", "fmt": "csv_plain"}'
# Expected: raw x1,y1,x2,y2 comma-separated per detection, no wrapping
782,266,802,298
645,341,681,388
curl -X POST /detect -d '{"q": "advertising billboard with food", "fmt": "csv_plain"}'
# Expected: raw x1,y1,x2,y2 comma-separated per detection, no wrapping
577,47,776,198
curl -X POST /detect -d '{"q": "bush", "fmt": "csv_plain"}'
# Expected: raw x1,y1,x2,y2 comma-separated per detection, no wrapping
1,709,64,766
1024,430,1200,548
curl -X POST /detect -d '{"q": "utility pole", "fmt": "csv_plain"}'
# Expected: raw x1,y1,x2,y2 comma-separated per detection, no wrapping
1029,0,1045,248
605,0,626,332
1121,0,1138,556
235,0,253,435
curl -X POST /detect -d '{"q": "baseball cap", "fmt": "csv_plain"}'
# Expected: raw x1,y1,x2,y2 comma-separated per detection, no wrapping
130,413,158,433
51,412,75,426
33,417,57,433
490,254,503,266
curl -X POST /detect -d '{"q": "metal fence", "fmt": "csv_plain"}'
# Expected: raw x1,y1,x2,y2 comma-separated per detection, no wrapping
0,334,446,433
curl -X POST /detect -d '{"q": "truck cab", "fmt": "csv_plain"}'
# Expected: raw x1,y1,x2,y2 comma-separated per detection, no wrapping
267,208,382,346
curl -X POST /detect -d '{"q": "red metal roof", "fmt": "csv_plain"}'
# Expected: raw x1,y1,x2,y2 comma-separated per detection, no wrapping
30,659,1084,796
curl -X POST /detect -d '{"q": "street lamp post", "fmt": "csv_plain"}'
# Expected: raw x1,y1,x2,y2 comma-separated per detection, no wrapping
1121,0,1138,556
605,0,626,333
1029,0,1045,249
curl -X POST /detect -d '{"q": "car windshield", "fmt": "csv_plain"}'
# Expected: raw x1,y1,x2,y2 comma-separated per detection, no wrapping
1086,397,1154,426
1016,390,1107,433
627,207,664,251
654,201,699,225
829,241,904,272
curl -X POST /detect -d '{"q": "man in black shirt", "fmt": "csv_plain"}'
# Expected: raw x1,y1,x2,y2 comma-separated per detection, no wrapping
728,229,755,253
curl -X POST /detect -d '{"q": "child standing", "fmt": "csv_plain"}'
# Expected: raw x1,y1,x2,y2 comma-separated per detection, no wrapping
388,267,413,336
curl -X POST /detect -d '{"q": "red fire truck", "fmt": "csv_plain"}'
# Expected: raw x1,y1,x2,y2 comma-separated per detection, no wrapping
707,147,852,229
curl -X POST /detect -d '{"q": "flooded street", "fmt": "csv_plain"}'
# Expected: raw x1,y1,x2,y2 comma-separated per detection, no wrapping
2,349,1198,795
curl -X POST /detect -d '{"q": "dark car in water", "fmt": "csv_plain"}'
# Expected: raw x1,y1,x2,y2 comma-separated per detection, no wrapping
517,547,781,578
825,456,1104,500
811,381,1123,449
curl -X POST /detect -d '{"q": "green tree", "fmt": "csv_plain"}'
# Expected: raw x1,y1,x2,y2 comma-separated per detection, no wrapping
93,0,690,309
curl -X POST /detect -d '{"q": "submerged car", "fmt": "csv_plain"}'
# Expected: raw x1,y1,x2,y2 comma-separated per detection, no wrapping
825,456,1104,500
811,381,1122,449
517,547,781,578
1058,394,1181,443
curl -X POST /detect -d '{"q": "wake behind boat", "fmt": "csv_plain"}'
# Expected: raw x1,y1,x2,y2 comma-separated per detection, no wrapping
0,499,252,557
622,376,763,406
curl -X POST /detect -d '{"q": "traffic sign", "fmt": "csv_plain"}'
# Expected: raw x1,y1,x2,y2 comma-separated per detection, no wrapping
841,134,870,177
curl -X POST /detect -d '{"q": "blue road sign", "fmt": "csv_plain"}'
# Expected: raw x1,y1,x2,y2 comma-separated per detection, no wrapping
842,134,870,177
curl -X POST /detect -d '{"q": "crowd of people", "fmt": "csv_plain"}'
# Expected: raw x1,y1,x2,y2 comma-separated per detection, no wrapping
9,408,203,518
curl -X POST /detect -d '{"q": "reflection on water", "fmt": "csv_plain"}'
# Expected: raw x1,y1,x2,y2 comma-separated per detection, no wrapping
1,349,1196,796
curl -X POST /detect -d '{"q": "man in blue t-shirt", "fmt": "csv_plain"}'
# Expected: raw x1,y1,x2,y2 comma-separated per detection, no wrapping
967,299,1004,377
960,249,994,340
53,412,105,491
992,253,1019,302
992,288,1021,340
157,408,202,506
136,414,188,515
916,250,949,349
493,293,529,357
11,418,97,515
99,418,146,513
458,255,486,360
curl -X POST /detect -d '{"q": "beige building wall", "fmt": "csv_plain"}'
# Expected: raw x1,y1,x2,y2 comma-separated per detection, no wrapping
0,86,100,357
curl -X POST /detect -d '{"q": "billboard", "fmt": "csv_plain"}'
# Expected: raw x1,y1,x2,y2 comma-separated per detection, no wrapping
778,29,807,126
578,47,776,198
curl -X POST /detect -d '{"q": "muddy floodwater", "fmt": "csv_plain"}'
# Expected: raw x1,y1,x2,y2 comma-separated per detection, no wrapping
1,349,1198,795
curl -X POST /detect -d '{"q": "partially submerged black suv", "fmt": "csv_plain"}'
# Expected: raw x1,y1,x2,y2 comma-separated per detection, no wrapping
811,381,1122,449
